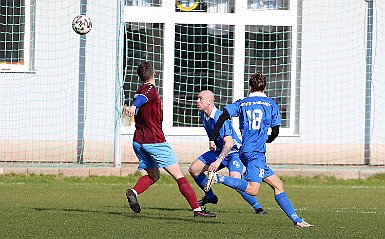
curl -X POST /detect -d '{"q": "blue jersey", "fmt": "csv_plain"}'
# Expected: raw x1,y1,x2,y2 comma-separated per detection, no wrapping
224,92,281,154
200,107,241,154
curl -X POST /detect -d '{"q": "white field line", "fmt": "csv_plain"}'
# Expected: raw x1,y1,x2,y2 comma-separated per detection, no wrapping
286,185,385,189
260,207,385,214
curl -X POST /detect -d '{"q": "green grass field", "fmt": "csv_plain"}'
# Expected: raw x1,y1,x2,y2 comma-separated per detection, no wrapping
1,173,385,239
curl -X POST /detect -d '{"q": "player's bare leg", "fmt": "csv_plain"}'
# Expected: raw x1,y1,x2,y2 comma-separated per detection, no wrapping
244,181,261,196
262,174,284,195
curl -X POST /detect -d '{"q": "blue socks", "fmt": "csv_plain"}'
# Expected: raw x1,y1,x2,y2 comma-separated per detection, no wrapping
274,192,302,223
216,174,248,192
216,175,261,210
193,173,216,199
196,173,263,211
215,175,304,221
238,190,262,210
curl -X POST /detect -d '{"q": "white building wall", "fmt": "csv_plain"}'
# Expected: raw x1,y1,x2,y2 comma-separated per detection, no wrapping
299,0,367,144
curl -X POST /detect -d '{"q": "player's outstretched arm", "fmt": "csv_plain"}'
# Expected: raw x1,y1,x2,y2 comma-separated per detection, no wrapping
209,109,231,141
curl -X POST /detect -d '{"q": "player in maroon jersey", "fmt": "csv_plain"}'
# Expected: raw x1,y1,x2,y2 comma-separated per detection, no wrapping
124,62,215,218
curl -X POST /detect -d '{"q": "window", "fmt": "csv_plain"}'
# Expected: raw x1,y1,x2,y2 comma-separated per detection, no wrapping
123,0,298,135
0,0,34,72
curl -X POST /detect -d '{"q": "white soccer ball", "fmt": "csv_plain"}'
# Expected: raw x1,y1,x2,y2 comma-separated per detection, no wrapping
72,15,92,35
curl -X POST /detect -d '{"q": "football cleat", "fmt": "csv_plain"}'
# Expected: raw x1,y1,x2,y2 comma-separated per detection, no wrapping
194,209,217,218
294,220,314,228
255,208,268,215
198,195,219,206
204,171,218,192
126,189,141,213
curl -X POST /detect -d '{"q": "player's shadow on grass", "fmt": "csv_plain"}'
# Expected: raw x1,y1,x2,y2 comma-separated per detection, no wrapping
33,207,128,217
147,206,246,214
145,206,191,212
32,207,221,224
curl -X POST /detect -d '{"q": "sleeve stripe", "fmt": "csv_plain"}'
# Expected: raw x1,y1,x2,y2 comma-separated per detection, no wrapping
134,93,148,102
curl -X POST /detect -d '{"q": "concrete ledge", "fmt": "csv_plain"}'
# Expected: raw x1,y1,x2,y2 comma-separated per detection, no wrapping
58,168,91,177
274,168,302,177
300,168,331,178
329,169,360,179
2,167,28,175
89,167,121,177
1,165,384,179
120,167,139,176
27,167,59,175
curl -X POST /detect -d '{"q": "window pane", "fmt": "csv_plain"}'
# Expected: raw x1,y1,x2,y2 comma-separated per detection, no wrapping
0,0,25,64
173,23,234,127
123,23,164,105
244,25,292,127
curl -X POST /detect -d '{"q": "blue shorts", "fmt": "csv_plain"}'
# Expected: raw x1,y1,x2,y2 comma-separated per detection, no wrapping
198,150,243,174
240,151,275,183
133,142,178,170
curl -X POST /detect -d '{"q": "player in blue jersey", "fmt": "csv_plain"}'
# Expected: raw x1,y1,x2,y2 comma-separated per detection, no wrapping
204,72,313,228
189,90,267,214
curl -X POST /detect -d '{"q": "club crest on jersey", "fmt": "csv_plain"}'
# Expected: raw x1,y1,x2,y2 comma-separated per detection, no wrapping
232,160,241,169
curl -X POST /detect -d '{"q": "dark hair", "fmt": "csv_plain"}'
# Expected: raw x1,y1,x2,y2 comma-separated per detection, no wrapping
137,62,154,82
249,71,266,92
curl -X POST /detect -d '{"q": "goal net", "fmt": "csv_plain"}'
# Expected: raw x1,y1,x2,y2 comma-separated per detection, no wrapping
1,0,384,167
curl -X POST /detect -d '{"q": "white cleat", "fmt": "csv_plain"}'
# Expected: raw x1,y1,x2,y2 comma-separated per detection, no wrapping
204,171,217,192
294,220,314,228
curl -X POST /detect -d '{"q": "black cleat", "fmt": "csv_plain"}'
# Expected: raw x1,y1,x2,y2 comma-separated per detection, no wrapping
198,195,219,206
255,208,268,215
194,209,216,218
126,189,141,213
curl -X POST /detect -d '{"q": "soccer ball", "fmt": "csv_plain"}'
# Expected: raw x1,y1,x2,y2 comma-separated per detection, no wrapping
72,15,92,35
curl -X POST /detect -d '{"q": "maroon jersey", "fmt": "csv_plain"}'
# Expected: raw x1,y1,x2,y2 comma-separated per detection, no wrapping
133,83,166,144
